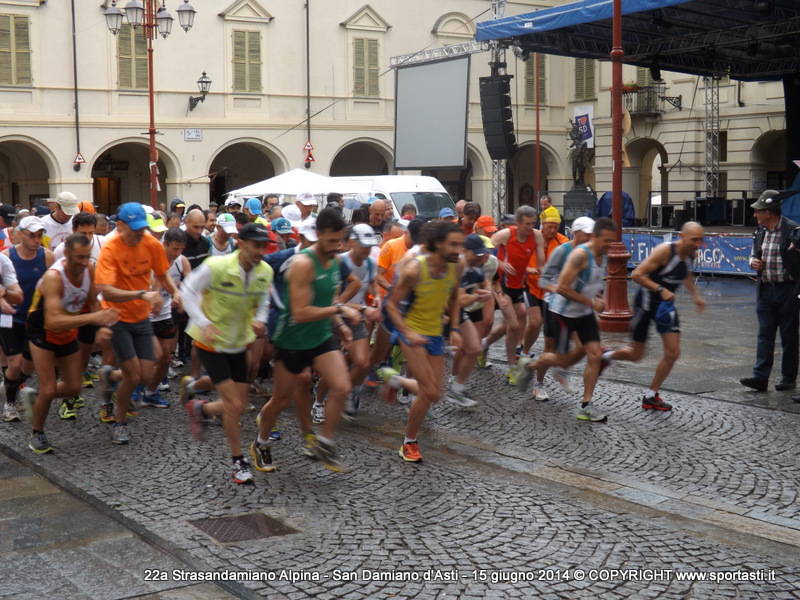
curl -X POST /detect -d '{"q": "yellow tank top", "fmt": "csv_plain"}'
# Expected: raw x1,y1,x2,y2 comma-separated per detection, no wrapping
404,255,457,336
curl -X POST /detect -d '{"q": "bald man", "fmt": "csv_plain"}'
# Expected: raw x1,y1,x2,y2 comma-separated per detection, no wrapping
602,221,706,411
455,199,467,222
368,200,389,235
182,209,211,270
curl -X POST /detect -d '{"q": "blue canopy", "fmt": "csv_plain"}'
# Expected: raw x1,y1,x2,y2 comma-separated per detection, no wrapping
596,191,636,227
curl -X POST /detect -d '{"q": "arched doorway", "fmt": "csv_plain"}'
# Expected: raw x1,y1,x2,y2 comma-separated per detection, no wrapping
751,130,786,192
90,142,170,214
0,139,53,208
329,140,391,177
624,138,668,218
508,143,557,212
208,141,281,205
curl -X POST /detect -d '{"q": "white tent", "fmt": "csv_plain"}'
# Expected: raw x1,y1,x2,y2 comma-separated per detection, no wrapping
226,168,368,198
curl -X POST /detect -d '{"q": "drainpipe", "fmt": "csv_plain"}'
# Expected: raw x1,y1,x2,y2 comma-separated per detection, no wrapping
304,0,312,168
71,0,82,172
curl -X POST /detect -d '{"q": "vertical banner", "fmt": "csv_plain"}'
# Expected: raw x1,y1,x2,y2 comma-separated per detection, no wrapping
573,104,595,149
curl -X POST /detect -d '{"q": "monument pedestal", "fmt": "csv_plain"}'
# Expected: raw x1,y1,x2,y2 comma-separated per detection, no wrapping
562,185,596,225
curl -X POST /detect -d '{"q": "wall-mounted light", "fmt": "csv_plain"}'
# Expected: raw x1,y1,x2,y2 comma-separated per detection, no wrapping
189,71,211,111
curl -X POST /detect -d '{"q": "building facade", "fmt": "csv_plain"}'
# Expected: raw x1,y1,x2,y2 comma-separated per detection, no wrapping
0,0,787,221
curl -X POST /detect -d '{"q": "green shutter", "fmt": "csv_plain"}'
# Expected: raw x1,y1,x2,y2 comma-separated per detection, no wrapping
574,58,584,100
636,66,650,86
353,38,365,96
247,31,261,92
524,57,534,104
133,26,147,89
232,30,246,92
13,16,29,85
537,54,546,103
366,39,379,97
584,59,595,99
0,16,11,85
118,25,132,89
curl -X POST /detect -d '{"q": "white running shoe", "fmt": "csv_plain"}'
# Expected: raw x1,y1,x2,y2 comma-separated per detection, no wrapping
553,368,575,393
3,401,20,422
532,383,550,402
311,401,325,424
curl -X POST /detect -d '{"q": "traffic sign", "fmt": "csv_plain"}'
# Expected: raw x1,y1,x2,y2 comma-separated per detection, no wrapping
304,141,313,152
73,152,86,164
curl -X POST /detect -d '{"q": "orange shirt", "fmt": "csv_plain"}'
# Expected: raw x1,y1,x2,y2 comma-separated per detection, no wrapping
527,232,569,299
378,236,410,295
95,233,169,323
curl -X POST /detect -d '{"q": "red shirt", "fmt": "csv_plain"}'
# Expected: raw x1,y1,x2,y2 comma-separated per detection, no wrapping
498,226,537,290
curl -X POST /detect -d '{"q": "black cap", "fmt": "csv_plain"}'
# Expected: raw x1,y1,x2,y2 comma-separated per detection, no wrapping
34,205,50,217
465,233,488,255
238,223,272,242
0,204,16,223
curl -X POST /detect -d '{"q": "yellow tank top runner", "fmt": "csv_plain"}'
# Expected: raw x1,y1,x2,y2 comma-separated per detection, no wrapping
404,255,457,337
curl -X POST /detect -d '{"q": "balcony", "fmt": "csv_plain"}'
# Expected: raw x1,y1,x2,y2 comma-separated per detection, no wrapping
623,83,679,116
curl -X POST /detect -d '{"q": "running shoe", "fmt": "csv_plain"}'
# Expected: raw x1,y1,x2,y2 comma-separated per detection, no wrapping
111,423,129,444
249,441,276,472
170,358,184,369
167,367,177,379
599,347,612,377
302,432,318,459
576,406,608,423
98,365,116,403
2,401,20,423
269,426,281,441
179,376,196,406
553,368,574,393
158,377,170,392
313,439,347,472
232,458,255,485
82,372,93,388
131,385,145,408
364,371,378,388
505,367,519,387
29,431,53,454
398,391,414,407
390,345,404,371
19,387,36,421
476,350,493,369
58,397,77,420
343,390,360,421
141,391,170,409
515,345,524,358
72,395,86,409
532,383,550,402
642,393,673,411
399,441,422,463
514,357,535,392
311,401,325,424
446,388,478,409
185,398,207,441
98,403,115,423
376,366,399,384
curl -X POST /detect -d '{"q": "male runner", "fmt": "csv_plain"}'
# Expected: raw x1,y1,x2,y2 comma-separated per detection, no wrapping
602,222,706,410
250,208,358,472
0,251,24,421
182,223,273,485
208,213,238,256
41,192,79,250
378,220,464,462
22,234,118,453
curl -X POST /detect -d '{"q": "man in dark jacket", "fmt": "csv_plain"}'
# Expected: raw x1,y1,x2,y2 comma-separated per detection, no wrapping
741,190,800,392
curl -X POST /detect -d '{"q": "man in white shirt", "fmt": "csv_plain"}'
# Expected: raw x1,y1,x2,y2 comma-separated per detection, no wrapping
41,191,79,250
53,212,105,263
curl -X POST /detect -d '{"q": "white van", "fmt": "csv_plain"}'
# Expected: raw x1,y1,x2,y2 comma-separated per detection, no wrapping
331,175,456,221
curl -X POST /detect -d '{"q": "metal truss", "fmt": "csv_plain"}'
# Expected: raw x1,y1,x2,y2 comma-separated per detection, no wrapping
704,76,721,198
389,41,488,68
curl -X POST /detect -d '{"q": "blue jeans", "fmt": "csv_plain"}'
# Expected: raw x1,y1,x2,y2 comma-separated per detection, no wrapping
754,282,799,382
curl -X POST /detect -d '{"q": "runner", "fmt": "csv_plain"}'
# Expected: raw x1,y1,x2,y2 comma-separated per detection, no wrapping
208,213,238,256
181,223,273,485
53,212,105,262
601,221,706,410
489,206,545,383
378,220,464,462
1,216,54,422
0,251,24,422
22,234,118,453
41,192,79,250
250,208,358,473
94,202,178,444
518,217,617,422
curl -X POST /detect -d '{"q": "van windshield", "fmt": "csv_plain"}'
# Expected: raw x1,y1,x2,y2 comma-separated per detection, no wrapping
390,192,455,220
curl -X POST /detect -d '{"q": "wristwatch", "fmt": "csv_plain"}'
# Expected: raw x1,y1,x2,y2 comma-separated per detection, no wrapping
334,303,343,315
655,286,664,294
137,290,146,299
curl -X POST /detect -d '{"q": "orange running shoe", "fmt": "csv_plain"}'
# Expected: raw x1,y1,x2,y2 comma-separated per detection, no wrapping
399,441,422,462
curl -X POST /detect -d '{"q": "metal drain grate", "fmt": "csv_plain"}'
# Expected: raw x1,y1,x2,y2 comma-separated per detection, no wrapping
189,513,299,543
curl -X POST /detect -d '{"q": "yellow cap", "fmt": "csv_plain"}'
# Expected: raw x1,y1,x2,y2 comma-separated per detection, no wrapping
147,214,167,233
540,206,561,224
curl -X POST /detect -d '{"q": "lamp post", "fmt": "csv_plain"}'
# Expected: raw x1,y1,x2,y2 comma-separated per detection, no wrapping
105,0,196,209
188,71,212,111
599,0,633,332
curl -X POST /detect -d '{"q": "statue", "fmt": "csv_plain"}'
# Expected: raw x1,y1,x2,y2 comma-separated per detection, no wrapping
568,118,589,186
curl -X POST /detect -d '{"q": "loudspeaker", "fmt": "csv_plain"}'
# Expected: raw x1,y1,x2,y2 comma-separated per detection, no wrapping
671,209,689,230
650,205,673,228
479,75,517,160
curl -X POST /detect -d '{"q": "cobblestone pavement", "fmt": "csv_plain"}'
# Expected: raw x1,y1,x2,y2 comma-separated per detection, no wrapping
1,362,799,599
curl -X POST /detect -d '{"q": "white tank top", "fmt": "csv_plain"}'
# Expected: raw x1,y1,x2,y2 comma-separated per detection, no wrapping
49,258,91,314
152,257,185,322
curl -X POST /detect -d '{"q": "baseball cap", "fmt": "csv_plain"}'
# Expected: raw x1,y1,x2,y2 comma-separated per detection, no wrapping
56,191,80,216
439,207,457,219
238,223,271,242
751,189,780,210
116,202,149,230
299,218,318,242
540,206,562,224
18,215,45,233
464,233,488,255
225,196,243,207
34,205,50,216
297,192,318,206
78,201,96,214
350,223,379,247
271,217,293,235
216,213,238,234
244,197,262,215
281,203,302,225
571,216,595,234
475,215,498,233
0,204,16,223
146,214,167,233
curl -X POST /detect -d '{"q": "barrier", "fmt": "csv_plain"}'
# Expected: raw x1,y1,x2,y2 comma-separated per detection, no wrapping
622,229,755,276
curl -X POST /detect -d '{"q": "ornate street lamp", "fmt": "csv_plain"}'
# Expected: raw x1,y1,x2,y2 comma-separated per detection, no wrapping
176,0,196,32
156,5,174,39
189,71,212,111
123,0,145,28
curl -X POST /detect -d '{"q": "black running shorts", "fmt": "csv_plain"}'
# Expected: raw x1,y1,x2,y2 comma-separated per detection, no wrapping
275,337,340,375
196,347,248,384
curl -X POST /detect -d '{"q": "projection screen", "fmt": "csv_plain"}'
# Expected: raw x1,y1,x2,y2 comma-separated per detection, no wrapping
394,56,470,170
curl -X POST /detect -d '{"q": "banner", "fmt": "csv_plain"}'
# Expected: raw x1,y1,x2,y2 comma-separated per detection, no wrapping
623,231,755,276
573,104,594,149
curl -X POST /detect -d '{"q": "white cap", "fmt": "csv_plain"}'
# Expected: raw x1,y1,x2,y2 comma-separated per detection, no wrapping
571,216,595,234
142,204,155,215
56,191,79,216
216,213,238,234
350,223,379,247
18,215,45,233
281,203,302,226
297,192,317,206
299,217,317,242
224,196,243,207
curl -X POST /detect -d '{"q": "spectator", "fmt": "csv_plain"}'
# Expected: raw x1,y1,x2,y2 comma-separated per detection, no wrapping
265,194,280,213
462,201,481,235
455,199,467,221
169,198,186,219
296,192,318,222
439,207,458,223
368,199,389,234
400,203,417,220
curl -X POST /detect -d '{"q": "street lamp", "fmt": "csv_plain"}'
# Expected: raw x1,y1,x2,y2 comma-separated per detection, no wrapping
188,71,211,111
104,0,197,208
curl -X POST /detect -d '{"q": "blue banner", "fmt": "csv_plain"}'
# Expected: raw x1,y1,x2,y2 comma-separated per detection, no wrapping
623,231,755,276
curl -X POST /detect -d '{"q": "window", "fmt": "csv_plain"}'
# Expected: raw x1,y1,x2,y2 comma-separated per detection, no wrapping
524,54,546,104
353,38,379,97
117,24,147,90
719,130,728,162
574,58,595,100
636,66,657,86
232,30,261,93
0,14,30,86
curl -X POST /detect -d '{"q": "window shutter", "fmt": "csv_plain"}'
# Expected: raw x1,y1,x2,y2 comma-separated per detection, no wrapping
232,30,246,92
247,31,261,92
537,54,546,103
584,60,595,98
366,39,379,97
133,26,147,89
13,16,29,85
574,58,585,100
353,38,365,96
524,59,534,104
636,66,650,86
117,25,132,89
0,16,12,85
